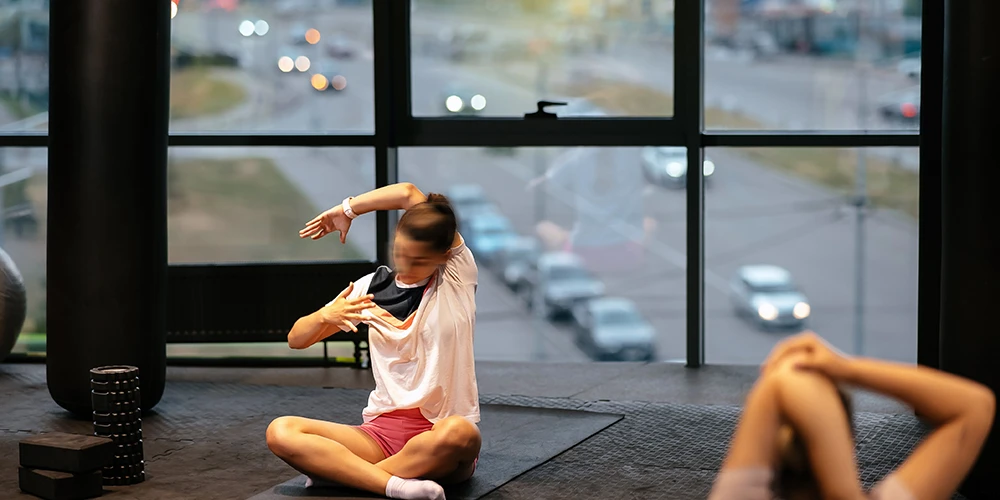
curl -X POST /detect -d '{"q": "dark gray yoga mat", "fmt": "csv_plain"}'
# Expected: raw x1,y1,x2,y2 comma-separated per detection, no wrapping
247,404,623,500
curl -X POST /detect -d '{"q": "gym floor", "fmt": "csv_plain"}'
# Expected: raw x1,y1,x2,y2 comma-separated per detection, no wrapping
1,361,964,500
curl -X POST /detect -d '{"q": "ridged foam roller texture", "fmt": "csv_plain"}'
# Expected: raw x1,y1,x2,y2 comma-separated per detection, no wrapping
90,366,145,486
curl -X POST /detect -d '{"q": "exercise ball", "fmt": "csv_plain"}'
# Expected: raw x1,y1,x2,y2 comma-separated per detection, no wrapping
0,247,27,362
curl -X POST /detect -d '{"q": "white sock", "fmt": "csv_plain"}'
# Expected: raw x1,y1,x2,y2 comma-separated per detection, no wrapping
385,475,446,500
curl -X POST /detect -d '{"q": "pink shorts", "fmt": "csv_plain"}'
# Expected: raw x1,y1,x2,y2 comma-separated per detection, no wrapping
356,408,479,473
357,408,433,458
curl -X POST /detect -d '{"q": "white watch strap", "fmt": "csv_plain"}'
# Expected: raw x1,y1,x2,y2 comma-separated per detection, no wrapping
342,197,358,219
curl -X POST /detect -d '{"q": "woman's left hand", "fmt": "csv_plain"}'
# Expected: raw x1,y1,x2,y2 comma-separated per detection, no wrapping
300,205,352,244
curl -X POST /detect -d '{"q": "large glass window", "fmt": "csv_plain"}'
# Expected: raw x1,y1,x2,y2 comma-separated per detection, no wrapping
705,0,922,131
410,0,674,117
1,147,47,358
400,146,688,363
168,0,374,133
168,147,376,263
706,147,918,365
0,0,50,132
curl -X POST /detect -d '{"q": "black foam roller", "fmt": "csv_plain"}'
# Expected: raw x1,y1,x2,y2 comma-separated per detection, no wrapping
93,410,141,425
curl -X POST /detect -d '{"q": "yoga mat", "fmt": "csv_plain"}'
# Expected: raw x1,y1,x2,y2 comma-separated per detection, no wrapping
247,404,623,500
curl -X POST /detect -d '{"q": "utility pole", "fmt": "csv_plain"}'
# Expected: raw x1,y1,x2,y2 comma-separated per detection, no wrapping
852,1,882,357
532,55,549,362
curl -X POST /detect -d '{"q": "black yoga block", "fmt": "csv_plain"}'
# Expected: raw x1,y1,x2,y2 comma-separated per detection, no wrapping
18,467,103,500
19,432,115,473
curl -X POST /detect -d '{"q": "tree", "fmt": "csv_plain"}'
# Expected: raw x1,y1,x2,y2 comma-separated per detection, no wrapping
903,0,922,17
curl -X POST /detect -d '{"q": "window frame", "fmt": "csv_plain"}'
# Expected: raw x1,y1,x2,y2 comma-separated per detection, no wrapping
0,0,937,368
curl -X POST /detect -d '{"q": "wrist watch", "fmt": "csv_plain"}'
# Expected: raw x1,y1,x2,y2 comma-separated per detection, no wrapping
342,197,358,220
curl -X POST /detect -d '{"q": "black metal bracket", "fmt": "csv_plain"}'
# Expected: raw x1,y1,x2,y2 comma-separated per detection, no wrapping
524,101,567,119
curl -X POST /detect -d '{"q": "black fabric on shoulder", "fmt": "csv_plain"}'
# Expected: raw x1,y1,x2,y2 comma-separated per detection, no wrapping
367,267,427,321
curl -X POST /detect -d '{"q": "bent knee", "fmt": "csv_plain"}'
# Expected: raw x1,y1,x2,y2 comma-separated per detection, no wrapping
266,416,302,457
433,417,481,455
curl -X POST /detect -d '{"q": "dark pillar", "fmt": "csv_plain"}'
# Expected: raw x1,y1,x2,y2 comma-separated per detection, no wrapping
47,1,170,416
939,0,1000,496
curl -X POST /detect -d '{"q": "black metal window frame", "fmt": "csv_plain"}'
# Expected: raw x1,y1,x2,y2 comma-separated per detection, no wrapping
3,0,938,368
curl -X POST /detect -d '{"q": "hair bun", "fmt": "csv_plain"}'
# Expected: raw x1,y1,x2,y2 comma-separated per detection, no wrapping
426,193,450,205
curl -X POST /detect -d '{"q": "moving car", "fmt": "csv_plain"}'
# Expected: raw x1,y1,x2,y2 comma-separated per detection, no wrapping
897,56,921,80
520,252,605,319
325,35,357,59
289,24,310,45
730,265,811,331
571,297,656,361
877,86,920,127
464,212,517,266
442,84,487,115
640,146,716,189
309,62,347,93
493,237,541,290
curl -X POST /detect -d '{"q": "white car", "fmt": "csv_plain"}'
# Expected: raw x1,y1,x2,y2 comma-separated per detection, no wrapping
730,265,811,330
640,146,716,189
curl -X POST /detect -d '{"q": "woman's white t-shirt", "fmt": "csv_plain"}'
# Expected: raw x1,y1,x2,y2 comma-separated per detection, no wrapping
329,238,480,424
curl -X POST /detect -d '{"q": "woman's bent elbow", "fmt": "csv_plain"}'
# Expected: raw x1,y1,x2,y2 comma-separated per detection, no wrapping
287,323,307,350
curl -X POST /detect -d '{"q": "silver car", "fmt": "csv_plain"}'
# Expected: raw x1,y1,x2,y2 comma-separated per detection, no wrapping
493,237,540,290
521,252,606,319
640,146,716,189
445,184,499,236
571,297,656,361
730,265,811,330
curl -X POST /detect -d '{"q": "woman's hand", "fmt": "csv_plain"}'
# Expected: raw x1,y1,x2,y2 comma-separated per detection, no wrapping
320,283,374,333
761,331,853,382
300,205,352,244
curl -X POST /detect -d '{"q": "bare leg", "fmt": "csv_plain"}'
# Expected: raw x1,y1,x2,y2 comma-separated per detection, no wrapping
377,416,483,483
266,416,391,495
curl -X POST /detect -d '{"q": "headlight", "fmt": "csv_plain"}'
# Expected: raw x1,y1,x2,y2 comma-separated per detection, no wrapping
757,303,779,321
704,160,715,177
470,94,486,111
445,95,463,112
793,302,811,320
665,161,685,178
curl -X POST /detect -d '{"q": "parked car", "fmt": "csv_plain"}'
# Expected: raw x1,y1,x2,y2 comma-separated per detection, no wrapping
520,252,605,319
571,297,656,361
640,146,716,189
493,236,541,290
446,185,496,231
464,212,518,266
730,265,811,331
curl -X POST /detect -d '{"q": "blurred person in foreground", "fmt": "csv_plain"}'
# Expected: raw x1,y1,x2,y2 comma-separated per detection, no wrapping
710,331,995,500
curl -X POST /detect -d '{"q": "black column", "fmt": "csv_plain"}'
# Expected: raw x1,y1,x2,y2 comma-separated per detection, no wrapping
940,0,1000,496
47,1,170,416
